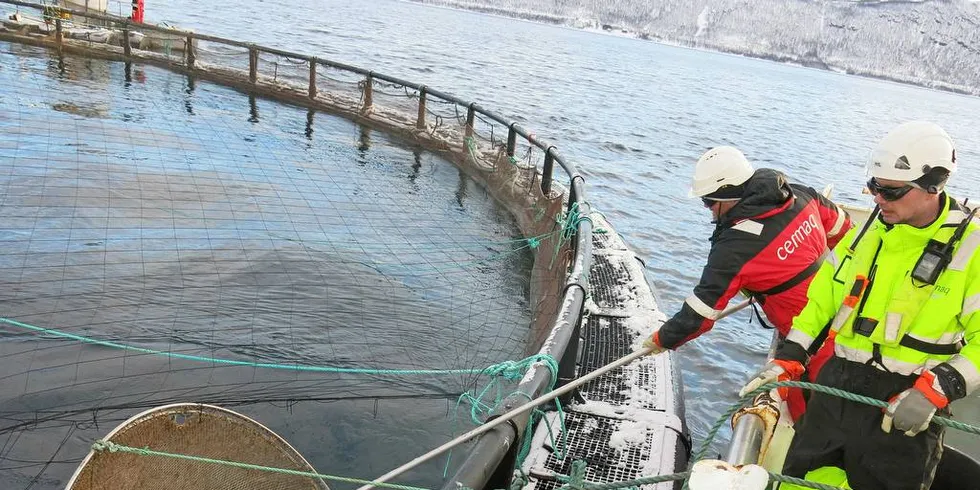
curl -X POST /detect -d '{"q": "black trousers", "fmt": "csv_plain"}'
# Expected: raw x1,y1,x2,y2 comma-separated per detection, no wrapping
782,356,944,490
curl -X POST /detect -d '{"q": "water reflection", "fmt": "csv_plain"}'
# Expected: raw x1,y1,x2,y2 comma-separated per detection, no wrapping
184,75,195,115
356,124,371,165
48,53,66,78
455,169,467,209
409,149,422,183
305,109,315,140
248,93,259,123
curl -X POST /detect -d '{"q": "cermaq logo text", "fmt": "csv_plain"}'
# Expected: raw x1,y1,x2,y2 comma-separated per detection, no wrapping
776,214,820,261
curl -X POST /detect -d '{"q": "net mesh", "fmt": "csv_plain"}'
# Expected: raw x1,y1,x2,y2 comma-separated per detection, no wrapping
66,404,329,490
0,32,567,489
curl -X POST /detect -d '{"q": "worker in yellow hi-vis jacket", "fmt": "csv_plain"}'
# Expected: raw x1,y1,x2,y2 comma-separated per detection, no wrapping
739,121,980,490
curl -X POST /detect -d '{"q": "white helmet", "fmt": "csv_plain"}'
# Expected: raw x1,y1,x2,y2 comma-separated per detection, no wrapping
868,121,956,182
689,146,754,198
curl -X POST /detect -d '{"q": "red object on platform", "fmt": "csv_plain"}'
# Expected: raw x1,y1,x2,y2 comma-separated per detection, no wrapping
131,0,144,24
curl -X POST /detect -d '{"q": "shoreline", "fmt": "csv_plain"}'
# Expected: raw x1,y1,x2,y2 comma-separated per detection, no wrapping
404,0,980,98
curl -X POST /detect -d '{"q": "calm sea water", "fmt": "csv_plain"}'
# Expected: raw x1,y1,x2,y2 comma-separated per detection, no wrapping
5,0,980,485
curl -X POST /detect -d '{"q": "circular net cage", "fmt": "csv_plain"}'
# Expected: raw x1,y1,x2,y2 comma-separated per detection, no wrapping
66,403,330,490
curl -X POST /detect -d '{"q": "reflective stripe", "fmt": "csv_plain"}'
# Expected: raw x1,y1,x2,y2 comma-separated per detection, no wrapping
884,312,901,343
829,205,847,237
831,305,853,332
787,328,816,350
732,219,763,236
950,229,980,272
685,295,722,320
965,293,980,317
947,209,967,224
834,343,939,376
948,355,980,394
906,331,964,346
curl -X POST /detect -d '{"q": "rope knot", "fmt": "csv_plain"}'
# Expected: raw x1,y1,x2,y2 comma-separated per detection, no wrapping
558,460,588,490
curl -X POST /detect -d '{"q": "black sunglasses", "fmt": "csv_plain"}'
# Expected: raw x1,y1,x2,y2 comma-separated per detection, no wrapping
701,198,717,208
867,178,913,201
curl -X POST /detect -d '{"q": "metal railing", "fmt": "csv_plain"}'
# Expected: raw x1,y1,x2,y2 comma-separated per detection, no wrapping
0,1,593,489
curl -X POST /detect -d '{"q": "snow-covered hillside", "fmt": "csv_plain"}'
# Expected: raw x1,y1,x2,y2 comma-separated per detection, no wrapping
408,0,980,96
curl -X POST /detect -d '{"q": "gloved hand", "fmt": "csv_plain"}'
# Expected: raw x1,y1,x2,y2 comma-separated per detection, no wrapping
642,331,668,355
882,370,948,437
738,359,805,397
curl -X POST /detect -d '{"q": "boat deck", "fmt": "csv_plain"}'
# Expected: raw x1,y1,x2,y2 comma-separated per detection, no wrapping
521,214,688,490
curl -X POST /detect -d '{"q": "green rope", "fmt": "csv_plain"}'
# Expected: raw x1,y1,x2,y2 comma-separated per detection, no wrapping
0,317,545,379
91,440,431,490
548,467,843,490
272,230,549,257
553,470,691,490
456,355,559,425
444,355,564,476
766,380,980,435
508,469,530,490
515,398,567,467
551,202,592,269
680,379,980,490
558,460,587,490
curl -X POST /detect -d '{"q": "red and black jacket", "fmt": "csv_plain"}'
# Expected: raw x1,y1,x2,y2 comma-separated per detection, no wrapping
657,169,852,349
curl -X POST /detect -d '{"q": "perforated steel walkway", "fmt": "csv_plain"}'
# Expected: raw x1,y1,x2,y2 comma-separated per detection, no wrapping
521,215,689,490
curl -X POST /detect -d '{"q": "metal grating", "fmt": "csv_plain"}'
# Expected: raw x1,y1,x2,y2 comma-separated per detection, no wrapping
591,229,617,250
524,410,679,490
577,315,661,410
523,214,685,490
588,253,633,310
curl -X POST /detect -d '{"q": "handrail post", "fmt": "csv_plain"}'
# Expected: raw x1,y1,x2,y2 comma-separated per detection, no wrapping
506,124,517,158
308,57,317,99
185,35,195,69
557,306,584,405
248,45,258,84
465,103,475,139
122,27,131,57
55,18,63,50
362,73,374,113
416,86,427,130
542,147,556,196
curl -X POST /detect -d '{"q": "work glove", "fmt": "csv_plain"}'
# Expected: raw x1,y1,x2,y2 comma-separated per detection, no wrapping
738,359,805,397
641,331,668,355
882,370,948,437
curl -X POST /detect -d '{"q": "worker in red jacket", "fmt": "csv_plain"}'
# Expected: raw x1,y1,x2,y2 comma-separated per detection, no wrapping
644,146,852,420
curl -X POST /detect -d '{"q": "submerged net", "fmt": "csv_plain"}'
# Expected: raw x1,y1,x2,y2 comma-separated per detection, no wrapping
66,404,330,490
0,38,569,489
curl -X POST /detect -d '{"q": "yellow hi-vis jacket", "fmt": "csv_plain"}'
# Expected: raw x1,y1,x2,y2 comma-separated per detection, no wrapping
783,195,980,399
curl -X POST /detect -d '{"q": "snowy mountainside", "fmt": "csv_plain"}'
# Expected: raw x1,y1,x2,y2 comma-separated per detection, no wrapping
407,0,980,96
